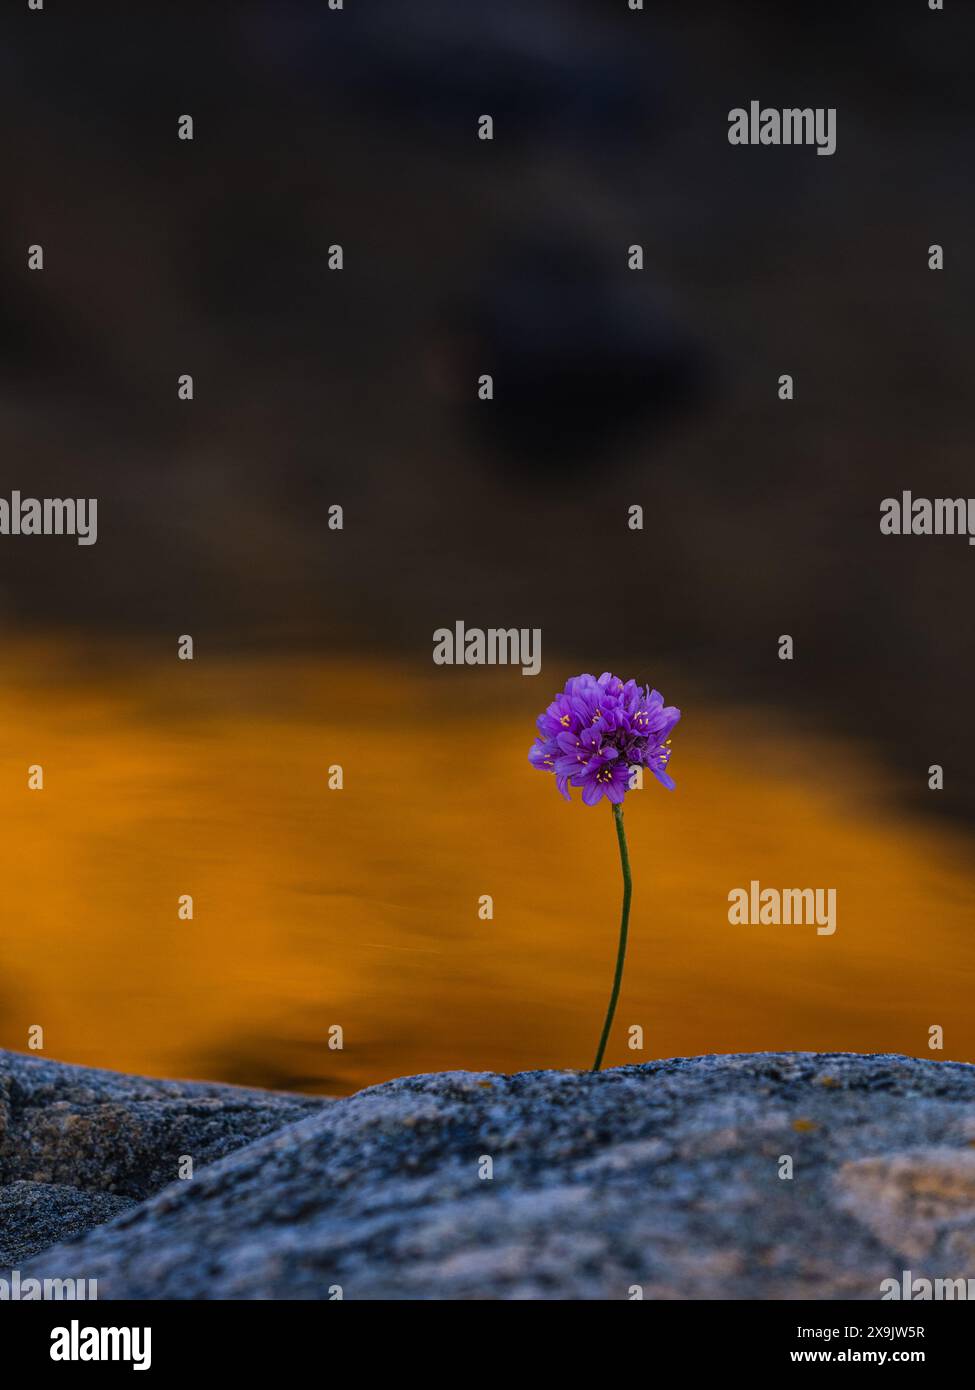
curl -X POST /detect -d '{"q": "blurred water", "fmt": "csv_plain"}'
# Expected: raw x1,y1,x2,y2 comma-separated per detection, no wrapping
1,643,973,1094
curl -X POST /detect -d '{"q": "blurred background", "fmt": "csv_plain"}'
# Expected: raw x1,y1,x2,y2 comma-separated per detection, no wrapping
0,0,973,1093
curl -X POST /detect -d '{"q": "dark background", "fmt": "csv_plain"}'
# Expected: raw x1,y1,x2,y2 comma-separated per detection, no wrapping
2,0,974,822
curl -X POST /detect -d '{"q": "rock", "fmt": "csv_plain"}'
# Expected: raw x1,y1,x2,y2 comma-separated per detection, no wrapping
0,1182,134,1263
834,1149,975,1264
0,1050,328,1201
17,1051,975,1299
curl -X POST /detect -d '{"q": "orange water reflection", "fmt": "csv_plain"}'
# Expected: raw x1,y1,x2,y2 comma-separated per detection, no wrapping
1,646,973,1094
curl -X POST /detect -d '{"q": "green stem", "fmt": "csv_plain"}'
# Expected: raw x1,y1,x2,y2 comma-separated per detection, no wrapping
591,800,632,1072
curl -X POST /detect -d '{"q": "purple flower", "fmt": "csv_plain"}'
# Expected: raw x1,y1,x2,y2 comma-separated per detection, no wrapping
529,671,680,804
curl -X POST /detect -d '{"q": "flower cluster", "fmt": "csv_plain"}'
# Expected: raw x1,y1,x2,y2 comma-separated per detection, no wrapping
529,672,680,805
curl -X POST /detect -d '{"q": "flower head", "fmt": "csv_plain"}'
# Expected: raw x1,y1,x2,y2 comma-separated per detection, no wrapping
529,671,680,804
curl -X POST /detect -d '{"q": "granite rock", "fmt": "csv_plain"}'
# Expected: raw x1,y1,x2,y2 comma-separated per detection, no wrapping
0,1049,328,1201
0,1181,134,1263
17,1051,975,1299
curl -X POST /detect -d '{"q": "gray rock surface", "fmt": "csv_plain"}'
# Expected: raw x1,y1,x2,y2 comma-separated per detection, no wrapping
14,1051,975,1299
0,1181,134,1263
0,1050,327,1200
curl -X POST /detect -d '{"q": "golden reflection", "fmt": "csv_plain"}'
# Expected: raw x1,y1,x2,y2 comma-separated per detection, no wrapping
1,644,972,1094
